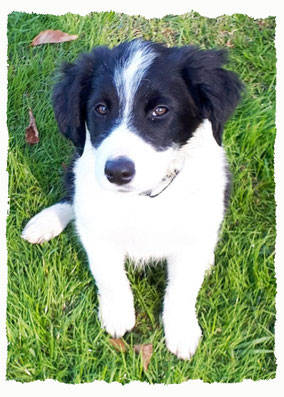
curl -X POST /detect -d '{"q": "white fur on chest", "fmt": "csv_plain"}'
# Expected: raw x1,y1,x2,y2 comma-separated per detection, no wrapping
73,120,227,261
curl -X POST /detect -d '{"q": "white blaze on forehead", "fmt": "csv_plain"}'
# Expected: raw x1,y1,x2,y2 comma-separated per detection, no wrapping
114,41,156,121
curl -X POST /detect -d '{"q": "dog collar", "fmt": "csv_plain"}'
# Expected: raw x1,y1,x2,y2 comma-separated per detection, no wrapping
140,168,180,198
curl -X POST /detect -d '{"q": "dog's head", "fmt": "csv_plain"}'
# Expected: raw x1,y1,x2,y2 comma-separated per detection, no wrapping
53,40,243,195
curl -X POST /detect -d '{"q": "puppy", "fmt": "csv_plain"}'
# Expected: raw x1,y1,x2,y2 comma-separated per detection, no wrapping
22,39,243,360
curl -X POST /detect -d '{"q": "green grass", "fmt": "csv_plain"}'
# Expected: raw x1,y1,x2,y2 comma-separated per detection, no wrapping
6,11,276,383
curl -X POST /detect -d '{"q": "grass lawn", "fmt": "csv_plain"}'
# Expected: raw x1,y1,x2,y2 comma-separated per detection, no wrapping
6,11,276,384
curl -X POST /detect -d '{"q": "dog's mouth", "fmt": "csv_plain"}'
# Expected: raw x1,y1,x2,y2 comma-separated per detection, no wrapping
117,187,133,193
100,144,186,198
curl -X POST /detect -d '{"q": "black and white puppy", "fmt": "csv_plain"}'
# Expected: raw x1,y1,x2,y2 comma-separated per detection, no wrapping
22,40,243,360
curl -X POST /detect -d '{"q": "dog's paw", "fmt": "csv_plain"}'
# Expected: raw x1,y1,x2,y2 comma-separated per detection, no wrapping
163,312,202,360
98,293,136,338
21,203,74,244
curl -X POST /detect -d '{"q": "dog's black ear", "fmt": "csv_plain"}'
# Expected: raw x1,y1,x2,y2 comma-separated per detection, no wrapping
179,47,244,145
52,52,96,154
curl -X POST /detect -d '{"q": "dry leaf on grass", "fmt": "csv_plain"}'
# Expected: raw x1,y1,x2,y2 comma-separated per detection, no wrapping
133,344,153,372
109,338,127,352
25,109,39,144
109,338,153,371
224,39,235,48
31,30,78,46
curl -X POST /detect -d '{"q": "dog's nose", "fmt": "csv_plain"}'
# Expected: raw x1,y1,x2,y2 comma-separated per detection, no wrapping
104,157,135,185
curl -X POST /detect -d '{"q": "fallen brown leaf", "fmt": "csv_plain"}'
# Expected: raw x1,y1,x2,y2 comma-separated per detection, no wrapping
224,39,235,48
25,109,39,144
109,338,127,352
133,343,153,371
31,30,78,46
257,19,267,28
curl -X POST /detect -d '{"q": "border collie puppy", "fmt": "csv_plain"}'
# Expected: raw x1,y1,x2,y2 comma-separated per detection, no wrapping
22,40,243,360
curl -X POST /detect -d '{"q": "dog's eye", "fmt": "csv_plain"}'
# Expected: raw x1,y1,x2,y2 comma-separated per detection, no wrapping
95,103,108,116
152,106,168,118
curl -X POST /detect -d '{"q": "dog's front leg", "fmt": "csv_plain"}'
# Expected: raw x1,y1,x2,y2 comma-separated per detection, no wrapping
80,235,135,338
163,247,212,360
